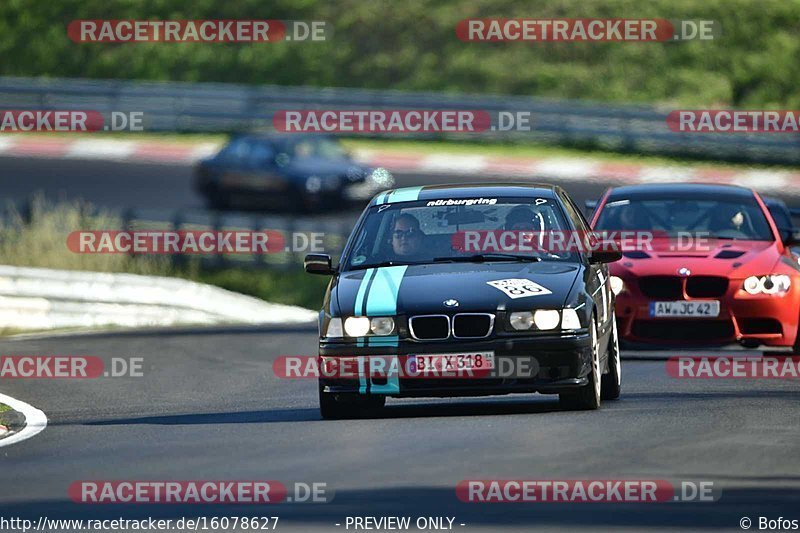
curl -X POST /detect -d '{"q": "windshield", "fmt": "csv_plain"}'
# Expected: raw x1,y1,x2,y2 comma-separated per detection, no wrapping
595,195,775,241
342,197,578,270
285,137,347,159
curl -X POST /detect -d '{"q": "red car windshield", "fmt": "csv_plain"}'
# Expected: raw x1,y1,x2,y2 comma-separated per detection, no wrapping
595,196,774,241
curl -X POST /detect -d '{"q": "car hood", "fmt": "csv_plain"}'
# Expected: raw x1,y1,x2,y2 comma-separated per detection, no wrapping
334,262,581,316
611,239,782,279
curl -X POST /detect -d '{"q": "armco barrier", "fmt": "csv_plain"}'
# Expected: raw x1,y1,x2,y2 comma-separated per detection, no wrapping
0,265,317,330
1,76,799,164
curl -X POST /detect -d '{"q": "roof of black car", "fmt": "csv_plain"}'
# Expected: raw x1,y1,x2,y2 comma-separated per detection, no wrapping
369,183,560,206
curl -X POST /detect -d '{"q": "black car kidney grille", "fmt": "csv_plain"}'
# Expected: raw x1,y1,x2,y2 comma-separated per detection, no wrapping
452,314,494,338
409,315,450,340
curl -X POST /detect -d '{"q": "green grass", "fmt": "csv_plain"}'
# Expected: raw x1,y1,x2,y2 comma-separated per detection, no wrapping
0,403,25,433
0,404,11,428
0,196,173,275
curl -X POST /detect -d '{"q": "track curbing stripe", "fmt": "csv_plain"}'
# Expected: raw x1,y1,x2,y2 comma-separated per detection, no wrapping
0,393,47,448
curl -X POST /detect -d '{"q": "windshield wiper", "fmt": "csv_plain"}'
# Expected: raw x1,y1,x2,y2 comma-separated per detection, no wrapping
432,253,542,263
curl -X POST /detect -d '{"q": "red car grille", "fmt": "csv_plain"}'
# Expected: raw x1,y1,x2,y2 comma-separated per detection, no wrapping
632,320,735,341
638,276,683,299
638,276,728,299
686,276,729,298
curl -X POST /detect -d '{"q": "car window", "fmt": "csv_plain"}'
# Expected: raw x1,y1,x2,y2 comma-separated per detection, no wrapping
289,137,347,159
219,138,251,164
595,195,774,241
248,142,275,167
767,204,791,230
342,198,578,270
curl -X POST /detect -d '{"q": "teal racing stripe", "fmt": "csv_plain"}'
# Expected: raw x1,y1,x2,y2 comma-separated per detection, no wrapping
358,266,407,396
367,335,399,347
385,186,423,204
368,355,400,394
375,191,389,205
365,266,407,316
358,356,368,394
353,268,375,317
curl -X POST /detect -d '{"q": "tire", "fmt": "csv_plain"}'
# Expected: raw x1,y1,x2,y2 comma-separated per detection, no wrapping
601,318,622,400
319,385,386,420
791,311,800,355
560,316,601,410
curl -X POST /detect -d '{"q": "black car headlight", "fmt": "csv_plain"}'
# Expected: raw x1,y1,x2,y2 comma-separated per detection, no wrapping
305,176,322,193
325,316,396,338
509,309,583,331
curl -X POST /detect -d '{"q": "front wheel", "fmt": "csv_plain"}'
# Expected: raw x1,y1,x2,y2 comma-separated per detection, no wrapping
319,386,386,420
792,320,800,355
560,317,601,410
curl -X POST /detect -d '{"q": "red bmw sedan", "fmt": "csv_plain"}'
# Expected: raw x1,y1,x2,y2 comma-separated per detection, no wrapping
591,183,800,351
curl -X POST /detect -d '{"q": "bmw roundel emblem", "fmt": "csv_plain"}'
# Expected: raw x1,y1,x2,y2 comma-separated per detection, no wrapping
444,299,459,308
678,267,692,277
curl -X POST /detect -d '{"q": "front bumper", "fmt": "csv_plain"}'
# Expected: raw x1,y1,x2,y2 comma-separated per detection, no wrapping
318,333,593,397
615,286,800,347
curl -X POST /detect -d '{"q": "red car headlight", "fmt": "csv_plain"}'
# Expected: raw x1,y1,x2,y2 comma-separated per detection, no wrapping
743,275,791,295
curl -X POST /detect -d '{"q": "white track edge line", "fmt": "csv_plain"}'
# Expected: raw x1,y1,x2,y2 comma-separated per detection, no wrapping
0,392,47,447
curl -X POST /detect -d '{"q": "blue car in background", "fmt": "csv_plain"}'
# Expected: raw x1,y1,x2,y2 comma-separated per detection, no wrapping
194,134,394,211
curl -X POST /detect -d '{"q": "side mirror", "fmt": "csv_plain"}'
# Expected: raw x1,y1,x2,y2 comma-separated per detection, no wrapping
589,250,623,264
304,254,335,275
782,229,800,247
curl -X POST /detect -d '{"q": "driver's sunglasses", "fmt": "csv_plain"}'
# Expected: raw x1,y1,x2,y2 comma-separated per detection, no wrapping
392,228,418,239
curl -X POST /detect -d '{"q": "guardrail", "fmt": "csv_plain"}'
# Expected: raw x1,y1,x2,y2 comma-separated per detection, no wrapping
2,76,799,165
0,265,317,331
